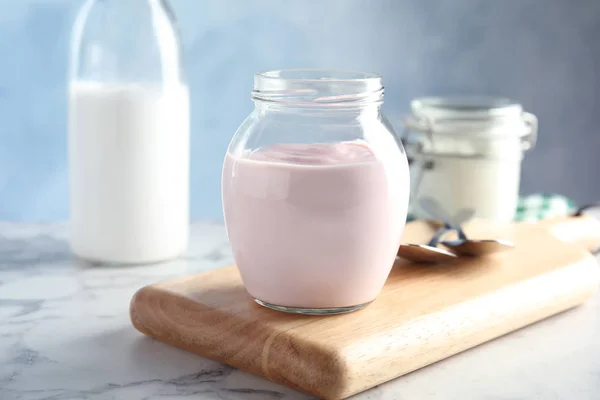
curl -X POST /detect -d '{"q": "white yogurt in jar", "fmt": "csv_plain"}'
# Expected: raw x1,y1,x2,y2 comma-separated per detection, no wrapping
404,97,537,222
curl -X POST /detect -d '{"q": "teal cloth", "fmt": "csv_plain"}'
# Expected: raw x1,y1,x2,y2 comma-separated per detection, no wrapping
407,193,576,222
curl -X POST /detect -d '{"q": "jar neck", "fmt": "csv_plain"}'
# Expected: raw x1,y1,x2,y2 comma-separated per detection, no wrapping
92,0,168,5
86,0,170,11
252,69,384,111
254,101,381,119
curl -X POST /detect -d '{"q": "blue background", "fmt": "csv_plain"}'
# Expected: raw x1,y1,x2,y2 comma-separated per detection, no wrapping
1,0,599,221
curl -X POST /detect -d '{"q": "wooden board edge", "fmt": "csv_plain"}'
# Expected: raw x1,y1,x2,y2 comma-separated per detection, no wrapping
336,255,600,398
129,284,322,397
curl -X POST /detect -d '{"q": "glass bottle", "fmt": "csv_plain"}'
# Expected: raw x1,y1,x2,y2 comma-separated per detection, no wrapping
68,0,189,264
222,69,410,314
402,96,537,221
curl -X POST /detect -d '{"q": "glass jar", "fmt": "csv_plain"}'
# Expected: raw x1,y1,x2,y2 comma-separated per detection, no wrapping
402,97,537,222
222,69,409,315
69,0,189,264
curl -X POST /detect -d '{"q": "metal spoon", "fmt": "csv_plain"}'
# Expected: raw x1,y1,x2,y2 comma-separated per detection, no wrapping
397,239,457,264
441,237,515,256
420,197,515,256
397,243,457,263
431,207,476,245
397,221,459,263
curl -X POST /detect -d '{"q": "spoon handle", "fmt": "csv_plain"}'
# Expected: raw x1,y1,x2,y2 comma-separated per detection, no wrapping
420,197,469,240
452,208,476,239
419,197,450,224
426,226,453,247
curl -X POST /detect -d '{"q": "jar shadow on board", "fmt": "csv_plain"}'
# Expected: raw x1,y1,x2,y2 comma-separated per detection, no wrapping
222,69,410,315
401,96,537,222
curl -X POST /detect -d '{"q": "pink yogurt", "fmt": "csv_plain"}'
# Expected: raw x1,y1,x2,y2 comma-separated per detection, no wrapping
222,141,409,309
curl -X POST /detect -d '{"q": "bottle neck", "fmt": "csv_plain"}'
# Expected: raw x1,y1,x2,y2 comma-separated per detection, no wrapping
71,0,184,85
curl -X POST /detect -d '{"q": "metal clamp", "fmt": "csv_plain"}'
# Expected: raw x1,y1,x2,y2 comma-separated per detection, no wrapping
521,112,538,151
400,115,435,208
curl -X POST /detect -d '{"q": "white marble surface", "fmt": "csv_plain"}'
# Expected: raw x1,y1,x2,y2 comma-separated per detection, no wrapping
1,222,600,400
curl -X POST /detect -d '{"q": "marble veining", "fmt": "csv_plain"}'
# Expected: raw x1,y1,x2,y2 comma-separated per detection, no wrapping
1,222,600,400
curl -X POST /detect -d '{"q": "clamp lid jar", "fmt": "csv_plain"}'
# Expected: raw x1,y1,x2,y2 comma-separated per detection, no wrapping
403,96,538,221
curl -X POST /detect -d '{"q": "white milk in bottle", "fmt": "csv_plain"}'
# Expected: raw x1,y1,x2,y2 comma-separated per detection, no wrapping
69,83,189,263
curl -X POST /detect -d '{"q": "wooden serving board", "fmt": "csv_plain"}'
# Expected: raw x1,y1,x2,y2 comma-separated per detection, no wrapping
130,216,600,400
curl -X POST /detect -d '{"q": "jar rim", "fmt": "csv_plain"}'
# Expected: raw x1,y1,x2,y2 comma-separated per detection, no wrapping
255,69,382,83
411,96,523,120
252,69,384,107
402,96,538,151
